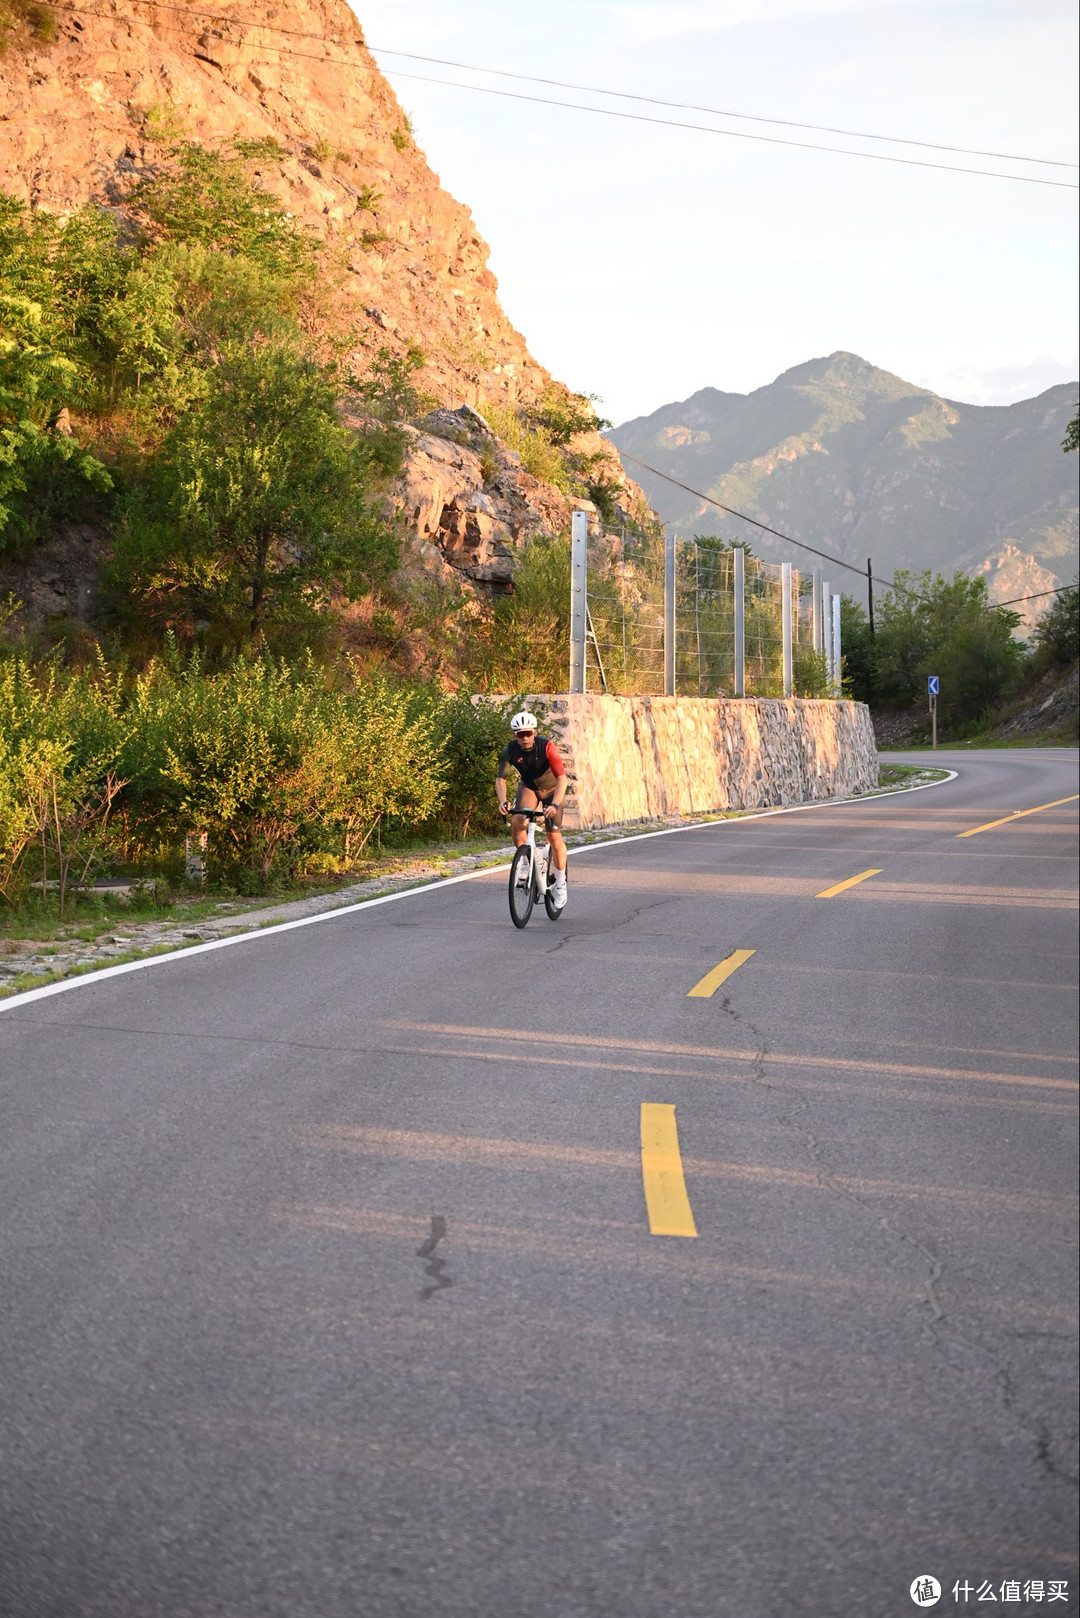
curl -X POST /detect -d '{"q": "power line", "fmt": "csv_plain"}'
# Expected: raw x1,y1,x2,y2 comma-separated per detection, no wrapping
368,47,1078,171
50,0,364,45
40,4,1078,188
50,1,1074,171
616,454,1073,617
384,71,1079,189
47,0,371,71
618,451,921,594
995,583,1076,608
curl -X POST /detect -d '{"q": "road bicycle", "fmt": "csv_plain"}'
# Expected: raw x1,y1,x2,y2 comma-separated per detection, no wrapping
505,807,567,929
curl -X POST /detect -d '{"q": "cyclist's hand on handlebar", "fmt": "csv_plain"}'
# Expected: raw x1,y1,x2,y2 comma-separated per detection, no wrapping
544,805,557,822
498,800,509,817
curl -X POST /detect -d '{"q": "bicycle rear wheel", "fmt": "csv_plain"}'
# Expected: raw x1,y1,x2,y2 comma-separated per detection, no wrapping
508,847,535,928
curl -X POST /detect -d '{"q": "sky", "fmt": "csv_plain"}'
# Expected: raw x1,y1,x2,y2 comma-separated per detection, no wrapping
353,0,1079,425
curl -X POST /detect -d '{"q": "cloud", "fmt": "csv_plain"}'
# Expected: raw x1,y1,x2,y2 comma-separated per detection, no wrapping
936,356,1079,407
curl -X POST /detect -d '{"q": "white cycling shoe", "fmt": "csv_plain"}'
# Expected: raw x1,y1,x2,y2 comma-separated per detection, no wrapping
551,881,568,911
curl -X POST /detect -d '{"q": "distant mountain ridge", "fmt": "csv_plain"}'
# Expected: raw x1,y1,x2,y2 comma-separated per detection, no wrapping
608,353,1078,627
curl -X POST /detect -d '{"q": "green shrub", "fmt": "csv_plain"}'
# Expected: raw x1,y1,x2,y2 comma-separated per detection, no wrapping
460,534,571,693
0,0,57,51
425,692,527,838
130,141,317,279
483,401,569,490
112,339,400,646
0,657,131,908
524,388,610,446
157,659,445,879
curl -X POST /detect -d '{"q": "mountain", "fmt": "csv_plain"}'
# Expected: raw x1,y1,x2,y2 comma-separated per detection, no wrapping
608,354,1078,628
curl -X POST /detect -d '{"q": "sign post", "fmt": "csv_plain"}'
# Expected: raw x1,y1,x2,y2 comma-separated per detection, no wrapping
927,675,939,749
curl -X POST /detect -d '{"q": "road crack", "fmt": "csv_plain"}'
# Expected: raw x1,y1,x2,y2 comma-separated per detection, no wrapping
706,993,1075,1498
415,1215,453,1301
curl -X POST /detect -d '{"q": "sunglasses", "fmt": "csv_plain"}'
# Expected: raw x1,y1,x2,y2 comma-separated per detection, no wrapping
514,729,535,738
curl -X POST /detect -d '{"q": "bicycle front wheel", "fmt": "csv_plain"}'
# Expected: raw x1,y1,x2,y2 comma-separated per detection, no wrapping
508,847,535,928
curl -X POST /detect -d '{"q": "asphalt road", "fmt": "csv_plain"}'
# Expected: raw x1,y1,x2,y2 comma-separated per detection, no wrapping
1,748,1077,1618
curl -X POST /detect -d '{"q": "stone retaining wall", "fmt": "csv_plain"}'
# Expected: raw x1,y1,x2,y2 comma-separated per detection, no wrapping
525,695,877,829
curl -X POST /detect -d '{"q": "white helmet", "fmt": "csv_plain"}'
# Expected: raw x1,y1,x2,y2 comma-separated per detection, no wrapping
510,709,538,732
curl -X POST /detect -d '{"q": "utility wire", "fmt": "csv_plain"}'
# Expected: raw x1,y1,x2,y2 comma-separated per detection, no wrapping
52,1,1074,170
618,451,919,593
47,0,369,69
995,583,1076,608
384,71,1079,190
369,47,1078,170
41,4,1078,188
39,3,1080,607
617,453,1072,616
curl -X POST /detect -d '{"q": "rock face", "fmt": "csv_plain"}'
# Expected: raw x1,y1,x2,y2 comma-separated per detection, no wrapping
0,0,647,586
377,406,585,589
0,0,545,410
524,694,878,828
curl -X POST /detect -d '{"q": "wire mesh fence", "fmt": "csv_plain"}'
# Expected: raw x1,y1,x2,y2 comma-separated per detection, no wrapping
583,528,833,698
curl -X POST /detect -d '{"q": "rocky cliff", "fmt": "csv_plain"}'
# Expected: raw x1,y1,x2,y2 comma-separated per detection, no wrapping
0,0,644,594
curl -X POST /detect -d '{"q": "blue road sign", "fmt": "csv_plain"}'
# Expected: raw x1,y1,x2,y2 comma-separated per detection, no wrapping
927,675,940,696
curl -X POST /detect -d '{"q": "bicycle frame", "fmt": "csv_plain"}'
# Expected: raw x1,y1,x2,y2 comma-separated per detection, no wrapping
515,808,550,903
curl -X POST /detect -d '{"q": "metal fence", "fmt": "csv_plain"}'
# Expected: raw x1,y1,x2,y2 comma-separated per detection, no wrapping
572,512,842,699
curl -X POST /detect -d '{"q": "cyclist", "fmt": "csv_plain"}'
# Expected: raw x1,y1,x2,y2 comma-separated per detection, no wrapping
495,710,568,911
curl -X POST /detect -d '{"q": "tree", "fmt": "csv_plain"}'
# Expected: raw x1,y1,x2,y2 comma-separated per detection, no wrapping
873,569,1023,727
114,340,400,645
1031,582,1079,670
1063,413,1079,454
0,291,112,550
838,593,873,703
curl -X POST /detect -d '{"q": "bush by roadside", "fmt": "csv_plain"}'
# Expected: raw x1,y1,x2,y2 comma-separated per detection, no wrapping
0,650,532,909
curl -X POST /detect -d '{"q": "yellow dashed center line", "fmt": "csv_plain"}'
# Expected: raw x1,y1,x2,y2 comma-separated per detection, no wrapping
957,795,1080,837
687,948,756,998
640,1103,698,1237
816,868,883,898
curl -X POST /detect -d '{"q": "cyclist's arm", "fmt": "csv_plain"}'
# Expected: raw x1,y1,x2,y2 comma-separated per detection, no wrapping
545,742,567,814
495,742,514,814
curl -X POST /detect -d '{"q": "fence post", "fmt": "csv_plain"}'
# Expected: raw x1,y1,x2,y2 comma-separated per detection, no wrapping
664,530,676,696
733,545,745,697
832,593,842,695
569,509,587,694
781,562,793,697
812,569,822,652
821,578,831,678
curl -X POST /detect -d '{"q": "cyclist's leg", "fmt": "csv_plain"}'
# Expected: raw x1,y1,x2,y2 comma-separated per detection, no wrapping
511,785,539,848
543,797,569,909
543,797,567,870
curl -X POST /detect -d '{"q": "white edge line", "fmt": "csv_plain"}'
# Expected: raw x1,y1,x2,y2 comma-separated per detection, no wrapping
0,769,958,1014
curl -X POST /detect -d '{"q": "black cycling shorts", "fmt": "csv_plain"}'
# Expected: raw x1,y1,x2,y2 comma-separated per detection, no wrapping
513,785,564,828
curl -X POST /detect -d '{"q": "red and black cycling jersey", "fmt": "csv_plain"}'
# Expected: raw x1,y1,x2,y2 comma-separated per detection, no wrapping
497,735,565,797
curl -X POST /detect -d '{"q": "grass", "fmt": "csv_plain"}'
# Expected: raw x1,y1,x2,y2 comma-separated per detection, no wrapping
0,942,197,999
0,831,522,946
877,764,951,788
